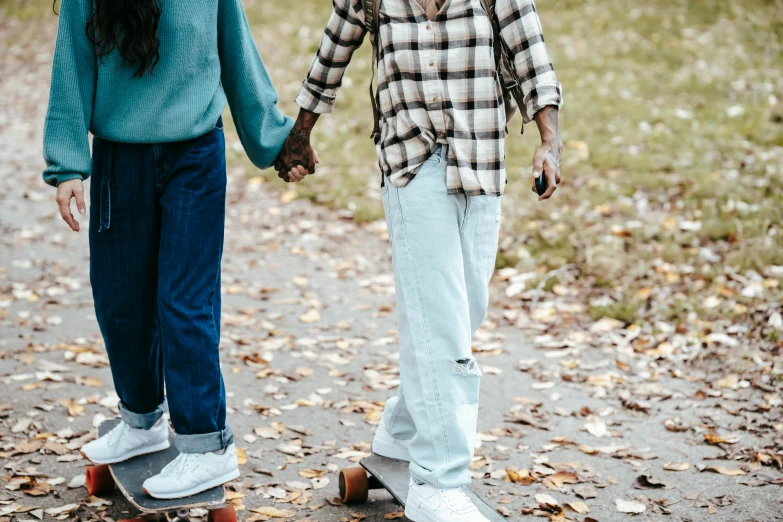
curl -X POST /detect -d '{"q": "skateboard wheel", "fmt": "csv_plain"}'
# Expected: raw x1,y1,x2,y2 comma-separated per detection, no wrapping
207,506,237,522
339,467,369,504
85,464,115,496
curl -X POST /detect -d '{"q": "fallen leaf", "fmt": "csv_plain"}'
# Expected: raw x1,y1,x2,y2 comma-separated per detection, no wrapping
702,465,746,476
566,501,589,514
663,462,690,472
615,499,646,514
299,309,321,323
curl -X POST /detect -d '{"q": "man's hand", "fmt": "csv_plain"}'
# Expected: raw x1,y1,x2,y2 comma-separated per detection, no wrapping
531,106,562,201
275,109,321,182
55,178,86,231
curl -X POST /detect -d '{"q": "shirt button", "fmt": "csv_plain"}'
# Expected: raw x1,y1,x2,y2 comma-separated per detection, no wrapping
429,61,435,67
425,24,431,30
433,97,439,102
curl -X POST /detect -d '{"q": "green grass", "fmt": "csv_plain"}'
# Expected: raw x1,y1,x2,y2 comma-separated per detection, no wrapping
6,0,782,337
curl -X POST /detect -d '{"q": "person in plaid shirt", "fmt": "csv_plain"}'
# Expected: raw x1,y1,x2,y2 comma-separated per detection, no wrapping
276,1,562,520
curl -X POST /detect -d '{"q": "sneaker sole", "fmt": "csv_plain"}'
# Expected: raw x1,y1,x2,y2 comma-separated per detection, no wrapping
405,502,484,522
372,438,411,462
80,439,171,465
143,468,241,499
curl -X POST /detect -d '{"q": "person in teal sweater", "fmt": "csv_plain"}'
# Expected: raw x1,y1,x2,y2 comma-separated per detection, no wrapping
43,0,307,499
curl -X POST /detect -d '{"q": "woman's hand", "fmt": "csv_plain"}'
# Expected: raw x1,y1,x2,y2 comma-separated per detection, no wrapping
55,179,86,231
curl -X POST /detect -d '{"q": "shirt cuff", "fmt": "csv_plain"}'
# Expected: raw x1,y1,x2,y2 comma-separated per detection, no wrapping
295,82,336,114
44,172,85,188
522,82,563,124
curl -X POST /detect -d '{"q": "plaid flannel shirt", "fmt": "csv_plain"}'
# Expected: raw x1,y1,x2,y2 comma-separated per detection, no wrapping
296,0,562,196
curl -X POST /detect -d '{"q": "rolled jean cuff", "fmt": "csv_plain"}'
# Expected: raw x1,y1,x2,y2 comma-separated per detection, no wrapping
174,426,234,453
119,399,167,430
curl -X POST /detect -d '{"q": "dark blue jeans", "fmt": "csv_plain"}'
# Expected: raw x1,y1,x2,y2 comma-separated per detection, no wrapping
89,119,233,453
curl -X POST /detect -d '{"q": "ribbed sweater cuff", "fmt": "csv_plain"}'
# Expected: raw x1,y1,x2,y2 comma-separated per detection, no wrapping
45,172,85,188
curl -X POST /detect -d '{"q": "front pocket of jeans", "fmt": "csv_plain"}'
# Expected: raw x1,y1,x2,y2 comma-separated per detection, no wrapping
413,154,443,179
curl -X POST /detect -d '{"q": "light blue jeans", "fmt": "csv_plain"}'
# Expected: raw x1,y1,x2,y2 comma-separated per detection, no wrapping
380,145,502,488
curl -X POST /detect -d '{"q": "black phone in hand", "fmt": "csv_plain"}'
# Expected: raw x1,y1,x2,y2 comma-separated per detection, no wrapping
535,173,548,196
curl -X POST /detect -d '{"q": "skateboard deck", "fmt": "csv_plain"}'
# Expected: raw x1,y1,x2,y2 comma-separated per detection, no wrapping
97,419,225,513
340,454,505,521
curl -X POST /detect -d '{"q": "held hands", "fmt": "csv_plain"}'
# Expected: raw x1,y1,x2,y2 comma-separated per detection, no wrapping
274,133,319,182
55,179,86,231
274,109,322,183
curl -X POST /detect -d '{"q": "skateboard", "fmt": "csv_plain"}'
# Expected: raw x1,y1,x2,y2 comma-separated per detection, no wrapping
338,454,505,521
84,419,236,522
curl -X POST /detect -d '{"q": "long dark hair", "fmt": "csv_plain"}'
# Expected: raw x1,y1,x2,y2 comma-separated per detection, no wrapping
84,0,162,77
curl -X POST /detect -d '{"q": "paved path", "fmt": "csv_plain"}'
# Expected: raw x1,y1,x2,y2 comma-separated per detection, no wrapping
0,16,781,522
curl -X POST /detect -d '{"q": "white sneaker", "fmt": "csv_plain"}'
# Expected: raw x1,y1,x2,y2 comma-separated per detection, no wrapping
142,444,240,499
372,419,412,461
81,419,170,464
405,479,490,522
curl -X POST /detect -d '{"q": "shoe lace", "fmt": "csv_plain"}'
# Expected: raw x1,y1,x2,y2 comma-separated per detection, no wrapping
442,488,474,512
160,452,198,477
105,421,129,448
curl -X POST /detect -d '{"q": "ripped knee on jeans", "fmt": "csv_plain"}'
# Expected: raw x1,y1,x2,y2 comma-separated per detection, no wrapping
452,357,482,377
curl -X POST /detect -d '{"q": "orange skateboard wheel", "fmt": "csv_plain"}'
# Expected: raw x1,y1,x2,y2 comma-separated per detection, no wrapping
85,464,115,496
207,506,237,522
339,467,369,504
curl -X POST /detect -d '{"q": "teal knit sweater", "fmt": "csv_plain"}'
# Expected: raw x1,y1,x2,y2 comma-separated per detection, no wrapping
43,0,294,187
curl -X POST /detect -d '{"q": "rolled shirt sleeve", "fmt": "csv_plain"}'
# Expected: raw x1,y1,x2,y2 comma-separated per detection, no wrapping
295,0,367,114
495,0,562,123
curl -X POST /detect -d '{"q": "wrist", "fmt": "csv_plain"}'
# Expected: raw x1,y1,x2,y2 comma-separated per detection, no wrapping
293,109,319,137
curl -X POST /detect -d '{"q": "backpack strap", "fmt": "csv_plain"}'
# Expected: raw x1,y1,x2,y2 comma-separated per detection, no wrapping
362,0,383,143
478,0,502,76
362,0,381,34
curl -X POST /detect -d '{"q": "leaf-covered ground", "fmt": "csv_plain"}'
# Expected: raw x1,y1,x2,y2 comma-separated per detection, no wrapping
1,1,782,521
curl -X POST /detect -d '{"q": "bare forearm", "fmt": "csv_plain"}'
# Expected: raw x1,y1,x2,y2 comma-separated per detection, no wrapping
534,105,560,146
530,105,562,200
534,105,562,165
274,109,321,180
293,108,321,138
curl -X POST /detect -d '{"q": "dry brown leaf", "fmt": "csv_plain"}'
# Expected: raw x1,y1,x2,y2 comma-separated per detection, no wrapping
566,501,590,514
13,439,44,455
663,461,690,472
704,433,727,445
506,468,536,485
702,465,746,476
236,447,247,465
542,471,579,490
250,506,296,518
298,468,326,479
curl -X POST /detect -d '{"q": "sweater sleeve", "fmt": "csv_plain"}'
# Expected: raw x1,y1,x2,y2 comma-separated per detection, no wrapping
42,0,97,187
218,0,294,170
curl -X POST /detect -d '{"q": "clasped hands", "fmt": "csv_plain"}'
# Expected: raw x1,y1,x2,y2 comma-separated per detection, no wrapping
273,127,319,183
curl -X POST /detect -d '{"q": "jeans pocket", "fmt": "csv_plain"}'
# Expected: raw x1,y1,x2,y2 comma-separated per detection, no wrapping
414,155,443,179
214,116,224,131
